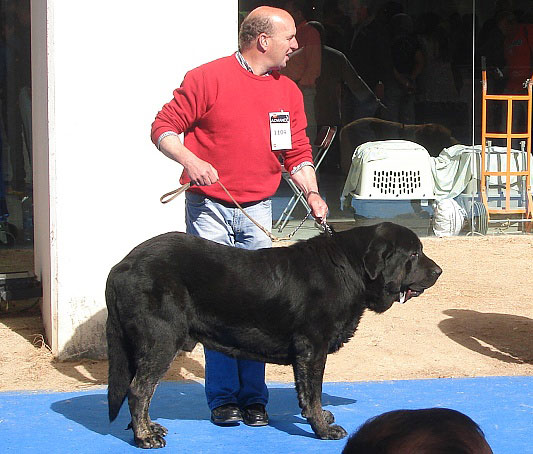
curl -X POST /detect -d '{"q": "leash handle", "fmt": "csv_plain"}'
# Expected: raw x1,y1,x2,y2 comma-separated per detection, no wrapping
160,182,191,204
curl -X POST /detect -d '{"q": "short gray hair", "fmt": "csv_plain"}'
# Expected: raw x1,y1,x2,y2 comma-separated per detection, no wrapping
238,14,274,51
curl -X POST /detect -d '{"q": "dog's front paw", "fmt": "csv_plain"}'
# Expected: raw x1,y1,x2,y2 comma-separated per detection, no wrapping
150,422,168,437
318,424,348,440
134,434,167,449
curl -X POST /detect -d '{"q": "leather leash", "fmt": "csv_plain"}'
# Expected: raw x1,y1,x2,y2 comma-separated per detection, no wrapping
160,182,192,204
160,181,332,242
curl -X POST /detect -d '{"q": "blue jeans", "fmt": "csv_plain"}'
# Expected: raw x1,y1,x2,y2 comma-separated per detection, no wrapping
185,191,271,410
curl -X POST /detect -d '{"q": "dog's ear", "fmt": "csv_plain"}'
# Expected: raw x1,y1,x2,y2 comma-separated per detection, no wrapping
363,238,393,280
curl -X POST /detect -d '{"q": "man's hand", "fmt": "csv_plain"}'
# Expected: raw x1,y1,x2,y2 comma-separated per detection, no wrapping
307,191,329,224
290,165,328,222
182,153,219,186
159,133,218,186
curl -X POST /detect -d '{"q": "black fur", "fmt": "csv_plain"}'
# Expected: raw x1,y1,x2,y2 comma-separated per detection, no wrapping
105,222,441,448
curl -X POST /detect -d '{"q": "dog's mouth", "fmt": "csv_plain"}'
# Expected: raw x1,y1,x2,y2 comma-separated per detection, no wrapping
397,288,424,304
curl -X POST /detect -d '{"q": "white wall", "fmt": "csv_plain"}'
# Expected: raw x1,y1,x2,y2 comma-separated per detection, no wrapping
32,0,55,351
32,0,238,358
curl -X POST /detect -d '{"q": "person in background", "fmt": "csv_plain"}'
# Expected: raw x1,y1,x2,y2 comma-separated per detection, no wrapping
3,3,31,195
151,5,328,429
499,10,533,138
348,1,404,116
282,0,322,146
306,20,382,172
386,12,424,124
321,0,352,54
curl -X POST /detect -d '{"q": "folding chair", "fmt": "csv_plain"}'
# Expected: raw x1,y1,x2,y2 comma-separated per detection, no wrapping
274,125,337,232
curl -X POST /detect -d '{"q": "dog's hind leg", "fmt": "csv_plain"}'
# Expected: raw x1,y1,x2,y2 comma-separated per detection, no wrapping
293,349,347,440
127,323,184,449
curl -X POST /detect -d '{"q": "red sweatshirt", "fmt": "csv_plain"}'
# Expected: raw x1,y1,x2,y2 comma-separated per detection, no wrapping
151,54,313,204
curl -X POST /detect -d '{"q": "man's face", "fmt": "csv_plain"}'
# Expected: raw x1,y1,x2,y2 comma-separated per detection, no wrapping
265,15,298,70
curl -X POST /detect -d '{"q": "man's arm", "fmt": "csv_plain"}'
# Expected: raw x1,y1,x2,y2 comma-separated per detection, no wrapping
290,165,328,221
158,134,218,186
343,54,378,102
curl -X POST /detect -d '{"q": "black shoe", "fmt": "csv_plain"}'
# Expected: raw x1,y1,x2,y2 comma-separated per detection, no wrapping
210,404,243,425
242,403,269,427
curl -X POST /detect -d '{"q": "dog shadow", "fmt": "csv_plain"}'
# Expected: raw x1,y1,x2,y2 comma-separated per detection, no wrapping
45,305,205,386
439,309,533,364
50,382,357,443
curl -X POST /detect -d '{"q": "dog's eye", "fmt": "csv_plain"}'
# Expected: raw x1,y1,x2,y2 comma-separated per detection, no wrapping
411,252,419,259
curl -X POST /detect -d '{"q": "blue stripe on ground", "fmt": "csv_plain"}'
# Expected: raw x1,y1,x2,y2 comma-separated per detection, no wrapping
0,377,531,453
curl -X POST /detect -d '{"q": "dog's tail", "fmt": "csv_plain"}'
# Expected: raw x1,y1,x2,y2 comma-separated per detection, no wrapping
105,274,134,422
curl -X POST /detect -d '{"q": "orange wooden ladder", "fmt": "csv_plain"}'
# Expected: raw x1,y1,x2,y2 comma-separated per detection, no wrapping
480,61,533,232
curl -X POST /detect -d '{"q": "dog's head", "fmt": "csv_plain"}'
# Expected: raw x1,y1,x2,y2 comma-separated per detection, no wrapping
414,123,459,157
362,222,442,313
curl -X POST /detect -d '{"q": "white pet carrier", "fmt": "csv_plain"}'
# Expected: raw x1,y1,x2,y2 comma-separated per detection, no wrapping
349,140,435,200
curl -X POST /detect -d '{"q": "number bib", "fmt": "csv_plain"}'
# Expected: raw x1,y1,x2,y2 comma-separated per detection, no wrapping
269,111,292,151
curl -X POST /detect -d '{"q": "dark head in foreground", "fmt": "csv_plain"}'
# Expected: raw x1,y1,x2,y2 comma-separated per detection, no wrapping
105,222,441,448
342,408,493,454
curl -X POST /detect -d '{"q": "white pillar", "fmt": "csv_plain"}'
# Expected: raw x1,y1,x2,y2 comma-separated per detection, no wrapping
31,0,238,358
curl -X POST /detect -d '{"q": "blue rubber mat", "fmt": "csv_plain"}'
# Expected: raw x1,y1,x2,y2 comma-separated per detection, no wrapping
1,377,531,453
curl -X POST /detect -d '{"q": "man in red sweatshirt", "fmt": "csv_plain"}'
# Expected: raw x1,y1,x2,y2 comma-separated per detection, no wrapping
151,6,328,428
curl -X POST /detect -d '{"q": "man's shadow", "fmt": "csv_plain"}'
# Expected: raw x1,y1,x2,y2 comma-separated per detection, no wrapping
50,382,357,444
439,309,533,364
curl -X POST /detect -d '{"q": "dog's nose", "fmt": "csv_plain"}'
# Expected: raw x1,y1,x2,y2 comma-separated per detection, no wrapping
432,265,442,277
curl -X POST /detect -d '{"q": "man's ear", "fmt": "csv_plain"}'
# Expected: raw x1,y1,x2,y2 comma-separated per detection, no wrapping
258,33,269,51
363,238,392,280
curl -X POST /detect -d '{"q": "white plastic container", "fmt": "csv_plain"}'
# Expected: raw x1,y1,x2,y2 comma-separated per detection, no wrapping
350,140,435,200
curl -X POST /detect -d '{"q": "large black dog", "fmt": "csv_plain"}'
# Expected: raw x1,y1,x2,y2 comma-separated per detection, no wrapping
106,222,441,448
